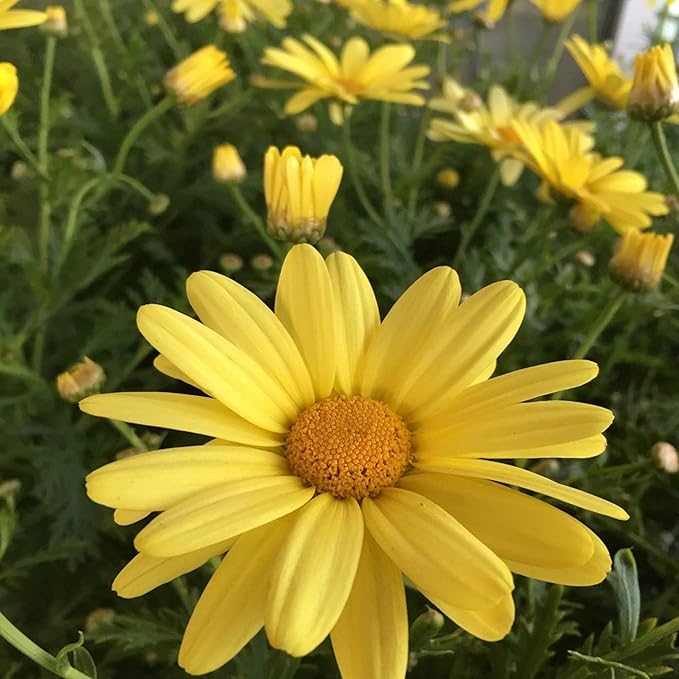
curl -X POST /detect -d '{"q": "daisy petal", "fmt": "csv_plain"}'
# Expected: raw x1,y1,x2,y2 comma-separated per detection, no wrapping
134,476,314,557
113,509,149,526
363,488,513,611
358,267,461,404
413,457,628,519
331,532,408,679
326,251,380,395
153,355,201,390
275,244,339,400
86,445,289,511
0,9,46,29
179,517,294,674
80,392,282,448
187,270,315,409
137,304,298,432
113,538,235,598
266,493,364,656
399,474,595,568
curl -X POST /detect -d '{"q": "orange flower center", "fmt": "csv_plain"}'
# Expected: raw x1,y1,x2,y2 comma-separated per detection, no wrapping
286,395,412,499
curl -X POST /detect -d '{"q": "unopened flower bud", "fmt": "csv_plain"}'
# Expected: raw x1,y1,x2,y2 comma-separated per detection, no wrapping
213,143,246,183
459,91,482,112
410,607,445,650
0,479,21,500
85,608,115,633
148,193,170,215
40,6,68,38
575,250,596,267
10,161,28,181
251,253,274,271
296,113,318,133
144,10,159,26
609,230,674,291
56,357,106,402
437,168,460,190
628,44,679,122
219,252,244,273
652,441,679,473
434,201,452,218
570,202,601,234
165,46,235,106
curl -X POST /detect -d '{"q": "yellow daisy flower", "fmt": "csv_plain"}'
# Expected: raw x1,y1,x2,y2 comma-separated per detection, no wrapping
428,78,592,186
172,0,291,29
260,34,430,123
529,0,582,22
610,230,674,291
0,0,45,29
628,43,679,122
343,0,446,40
449,0,509,27
513,118,669,233
82,244,627,677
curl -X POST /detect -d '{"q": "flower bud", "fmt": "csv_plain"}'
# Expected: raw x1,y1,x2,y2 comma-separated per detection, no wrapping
219,252,244,273
219,1,246,32
529,0,581,22
251,253,274,271
628,44,679,122
569,202,601,234
0,63,18,115
434,201,452,218
437,168,460,190
652,441,679,473
10,160,27,181
609,230,674,291
409,607,445,650
56,357,106,403
165,46,235,106
213,143,246,183
144,10,159,26
40,6,67,38
85,608,115,633
264,145,343,244
148,193,170,215
575,250,596,267
296,113,318,133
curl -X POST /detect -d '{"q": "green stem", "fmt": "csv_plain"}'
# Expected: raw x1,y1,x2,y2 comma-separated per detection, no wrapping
453,165,501,267
654,2,671,43
649,121,679,198
407,108,432,219
38,36,56,275
112,96,174,176
573,288,627,360
109,420,149,452
519,21,553,96
228,184,285,260
142,0,183,60
586,0,598,42
341,114,384,229
538,11,578,101
98,0,126,55
0,117,44,178
0,612,92,679
379,102,393,208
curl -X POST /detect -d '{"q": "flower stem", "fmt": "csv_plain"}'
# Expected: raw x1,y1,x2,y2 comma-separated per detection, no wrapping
109,419,149,452
538,12,578,101
112,95,174,176
586,0,598,42
0,117,44,178
38,36,56,275
649,121,679,199
379,102,393,208
228,184,285,260
407,108,431,219
0,611,93,679
142,0,183,60
573,288,627,360
453,165,500,267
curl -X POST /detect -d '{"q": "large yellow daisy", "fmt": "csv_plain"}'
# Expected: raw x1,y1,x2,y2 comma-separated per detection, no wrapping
82,244,627,677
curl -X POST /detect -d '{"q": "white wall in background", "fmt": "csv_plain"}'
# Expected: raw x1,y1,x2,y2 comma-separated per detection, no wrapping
613,0,664,67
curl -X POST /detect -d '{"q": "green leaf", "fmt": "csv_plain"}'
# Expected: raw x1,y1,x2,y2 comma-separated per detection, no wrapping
608,548,641,644
54,632,97,678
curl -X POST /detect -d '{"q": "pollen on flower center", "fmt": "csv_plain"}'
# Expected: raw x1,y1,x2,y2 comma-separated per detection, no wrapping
286,395,412,500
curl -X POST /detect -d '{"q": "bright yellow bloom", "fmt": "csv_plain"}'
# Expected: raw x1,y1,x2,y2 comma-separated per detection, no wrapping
56,357,106,403
260,34,430,123
171,0,219,22
609,230,674,291
628,44,679,121
82,244,627,678
219,0,292,32
529,0,581,22
563,35,631,111
513,118,669,233
449,0,509,27
428,78,591,186
40,5,66,36
0,62,18,115
212,144,246,183
344,0,446,40
264,145,343,243
0,0,45,29
164,46,235,106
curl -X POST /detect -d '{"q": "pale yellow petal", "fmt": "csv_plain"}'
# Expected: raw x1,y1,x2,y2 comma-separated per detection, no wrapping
399,474,595,569
358,267,461,404
79,392,282,448
134,476,314,557
331,532,408,679
266,494,364,656
274,244,338,400
363,488,513,612
113,538,235,598
137,304,298,432
0,9,46,29
86,445,289,511
113,509,149,526
326,251,380,395
178,517,294,674
413,457,629,520
186,270,315,409
153,355,202,390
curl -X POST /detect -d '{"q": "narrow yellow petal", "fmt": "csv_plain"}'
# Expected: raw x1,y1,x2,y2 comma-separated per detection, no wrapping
363,488,513,612
413,457,629,520
134,476,314,557
399,474,595,569
178,517,294,674
113,509,149,526
326,251,380,395
266,494,364,656
331,532,408,679
86,445,289,511
274,244,338,400
79,392,282,448
113,538,235,598
153,355,202,390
